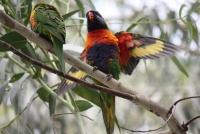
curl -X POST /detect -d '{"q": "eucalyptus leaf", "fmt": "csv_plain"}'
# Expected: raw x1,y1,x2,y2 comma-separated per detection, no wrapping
22,90,37,134
32,68,41,79
10,73,29,105
49,94,56,116
115,116,121,134
36,87,50,102
72,85,120,127
75,0,84,25
0,80,9,105
75,100,93,112
24,0,33,25
62,9,82,20
72,85,100,107
20,43,40,70
20,43,38,60
179,4,187,24
0,31,27,52
0,58,9,81
171,56,188,77
126,16,150,32
10,73,24,83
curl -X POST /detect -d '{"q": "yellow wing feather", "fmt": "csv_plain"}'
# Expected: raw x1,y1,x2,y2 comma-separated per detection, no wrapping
131,40,164,57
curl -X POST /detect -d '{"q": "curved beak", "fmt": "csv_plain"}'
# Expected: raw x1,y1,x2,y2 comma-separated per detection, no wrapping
88,12,94,22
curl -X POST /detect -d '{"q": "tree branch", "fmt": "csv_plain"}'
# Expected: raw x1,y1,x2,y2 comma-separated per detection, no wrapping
167,96,200,116
0,10,186,134
0,40,132,100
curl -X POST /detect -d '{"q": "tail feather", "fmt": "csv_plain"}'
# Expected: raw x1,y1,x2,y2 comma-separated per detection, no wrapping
51,35,65,73
100,92,115,134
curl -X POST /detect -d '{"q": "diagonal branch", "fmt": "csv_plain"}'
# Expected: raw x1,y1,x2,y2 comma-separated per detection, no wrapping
0,10,186,134
0,40,132,100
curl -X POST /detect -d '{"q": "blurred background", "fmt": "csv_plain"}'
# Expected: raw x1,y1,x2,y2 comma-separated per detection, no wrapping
0,0,200,134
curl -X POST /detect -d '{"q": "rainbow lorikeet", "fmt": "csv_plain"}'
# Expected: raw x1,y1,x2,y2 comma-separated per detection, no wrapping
56,10,179,134
30,3,66,72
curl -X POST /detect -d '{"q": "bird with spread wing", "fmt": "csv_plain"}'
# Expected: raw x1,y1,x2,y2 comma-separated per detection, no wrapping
56,10,179,134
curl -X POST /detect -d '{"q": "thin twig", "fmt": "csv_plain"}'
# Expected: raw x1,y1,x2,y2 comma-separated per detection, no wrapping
120,105,176,133
52,112,94,121
167,96,200,117
51,112,94,134
181,115,200,131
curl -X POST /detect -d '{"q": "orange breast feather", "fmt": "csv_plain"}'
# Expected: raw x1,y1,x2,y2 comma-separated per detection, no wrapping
85,29,118,51
30,10,37,29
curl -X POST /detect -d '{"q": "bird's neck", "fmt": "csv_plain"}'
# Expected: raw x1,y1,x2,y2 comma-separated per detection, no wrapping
85,29,118,50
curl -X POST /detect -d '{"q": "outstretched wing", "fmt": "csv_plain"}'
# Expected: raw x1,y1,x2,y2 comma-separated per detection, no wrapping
115,31,179,75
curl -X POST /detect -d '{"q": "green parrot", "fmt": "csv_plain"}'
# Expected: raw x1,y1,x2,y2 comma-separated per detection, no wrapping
30,3,66,72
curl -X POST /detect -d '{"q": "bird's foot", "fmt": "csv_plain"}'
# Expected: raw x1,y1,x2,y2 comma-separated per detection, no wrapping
93,66,98,72
106,74,113,81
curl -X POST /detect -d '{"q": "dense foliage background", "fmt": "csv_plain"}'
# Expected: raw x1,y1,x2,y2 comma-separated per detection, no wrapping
0,0,200,134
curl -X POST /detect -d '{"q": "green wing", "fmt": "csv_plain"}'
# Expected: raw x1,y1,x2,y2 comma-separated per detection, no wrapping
32,3,66,72
33,3,65,42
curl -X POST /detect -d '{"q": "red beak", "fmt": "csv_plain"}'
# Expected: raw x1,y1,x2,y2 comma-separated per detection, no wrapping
88,12,94,22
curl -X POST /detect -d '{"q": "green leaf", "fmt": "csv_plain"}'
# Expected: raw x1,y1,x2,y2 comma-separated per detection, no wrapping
10,73,29,106
186,19,197,46
0,80,9,105
10,73,24,83
54,60,62,72
49,94,56,116
75,100,93,112
83,0,96,9
20,43,38,60
0,31,27,52
20,43,41,70
37,87,50,102
62,9,82,20
126,16,150,32
186,22,195,44
0,58,9,81
179,4,187,24
2,25,11,33
24,0,33,25
115,116,121,133
171,56,188,77
72,85,100,107
159,31,169,41
75,0,85,25
32,68,41,79
72,86,120,128
75,0,84,16
178,5,197,54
